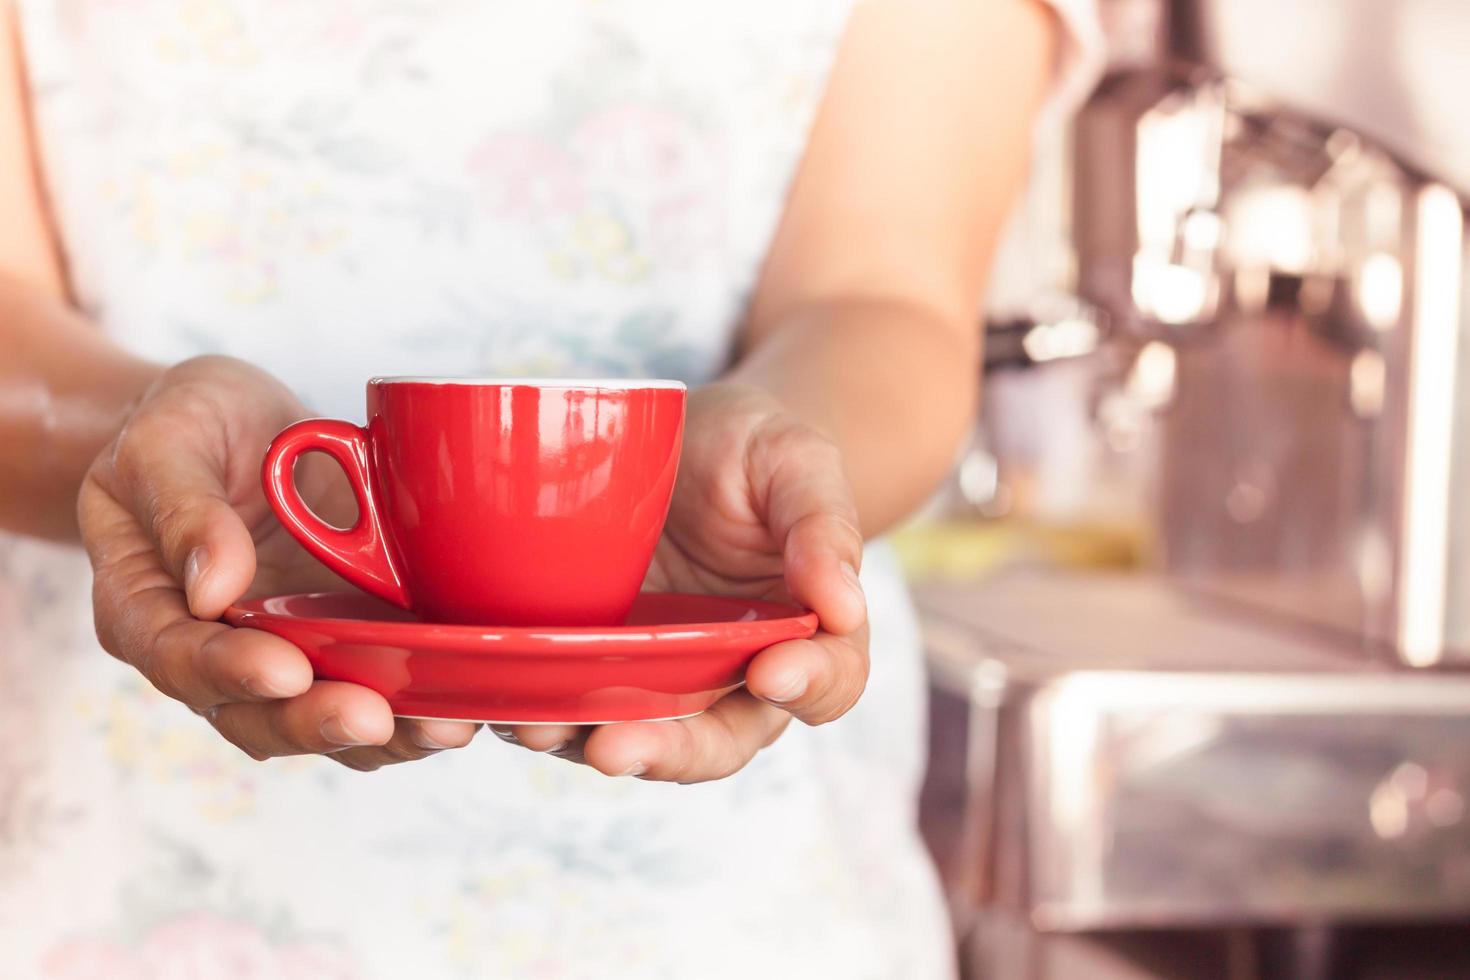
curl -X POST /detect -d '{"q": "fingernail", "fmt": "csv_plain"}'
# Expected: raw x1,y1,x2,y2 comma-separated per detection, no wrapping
617,761,647,778
320,714,369,747
490,726,519,745
545,740,569,755
184,546,210,599
763,671,808,705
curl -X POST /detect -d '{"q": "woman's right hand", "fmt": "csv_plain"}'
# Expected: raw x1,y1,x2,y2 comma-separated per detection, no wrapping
77,355,480,769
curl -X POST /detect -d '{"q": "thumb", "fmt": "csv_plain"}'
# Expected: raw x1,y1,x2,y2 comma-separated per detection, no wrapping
109,416,259,620
758,430,867,636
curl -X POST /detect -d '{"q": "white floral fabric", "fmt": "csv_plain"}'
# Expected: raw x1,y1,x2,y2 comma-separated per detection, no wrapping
3,2,956,978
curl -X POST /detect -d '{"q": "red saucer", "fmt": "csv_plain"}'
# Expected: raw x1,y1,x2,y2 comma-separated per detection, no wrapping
223,592,818,724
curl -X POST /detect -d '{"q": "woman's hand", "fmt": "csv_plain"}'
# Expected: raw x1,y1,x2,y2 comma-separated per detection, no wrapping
498,382,870,783
77,355,480,770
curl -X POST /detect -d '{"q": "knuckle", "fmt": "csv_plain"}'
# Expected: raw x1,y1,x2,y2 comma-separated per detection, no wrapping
90,562,188,670
792,652,867,726
837,677,867,715
92,601,154,672
90,588,125,659
792,510,862,552
148,493,206,562
137,641,180,702
760,415,831,458
750,414,831,473
144,619,202,703
809,675,866,726
92,622,120,660
664,728,698,784
706,713,749,781
835,662,869,707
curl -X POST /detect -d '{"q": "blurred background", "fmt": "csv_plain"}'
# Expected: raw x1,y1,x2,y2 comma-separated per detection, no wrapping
901,0,1470,976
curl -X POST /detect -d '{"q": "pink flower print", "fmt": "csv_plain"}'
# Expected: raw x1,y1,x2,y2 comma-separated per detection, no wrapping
276,940,359,980
572,103,727,267
142,913,275,980
43,918,358,980
572,103,710,189
467,133,584,220
41,939,148,980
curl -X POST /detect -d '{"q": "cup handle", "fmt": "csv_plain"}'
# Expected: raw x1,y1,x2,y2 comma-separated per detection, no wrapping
260,419,411,610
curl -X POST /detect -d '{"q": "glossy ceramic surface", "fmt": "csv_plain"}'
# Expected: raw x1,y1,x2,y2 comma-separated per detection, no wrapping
223,591,819,724
262,379,686,626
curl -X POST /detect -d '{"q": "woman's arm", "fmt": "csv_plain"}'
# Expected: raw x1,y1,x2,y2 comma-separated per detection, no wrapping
733,0,1057,534
0,274,163,540
504,0,1061,780
0,0,63,292
1,5,477,767
0,3,162,540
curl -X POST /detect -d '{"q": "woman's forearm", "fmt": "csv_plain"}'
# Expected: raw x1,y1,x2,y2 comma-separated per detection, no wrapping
0,272,162,540
717,0,1053,539
727,299,977,537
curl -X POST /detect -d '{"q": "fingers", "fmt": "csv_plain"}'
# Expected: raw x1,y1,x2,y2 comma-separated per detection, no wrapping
85,442,477,770
751,426,867,636
493,628,870,781
77,360,479,771
580,691,792,783
495,628,870,782
83,483,314,708
207,681,397,760
91,530,474,769
149,619,316,709
783,511,867,635
501,723,581,754
745,626,870,725
104,404,258,619
332,719,481,772
195,627,315,702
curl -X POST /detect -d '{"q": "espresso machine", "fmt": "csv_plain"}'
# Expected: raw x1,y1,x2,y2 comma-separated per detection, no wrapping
915,1,1470,977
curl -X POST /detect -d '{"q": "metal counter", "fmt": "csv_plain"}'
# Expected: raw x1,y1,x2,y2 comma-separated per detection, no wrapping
916,570,1470,935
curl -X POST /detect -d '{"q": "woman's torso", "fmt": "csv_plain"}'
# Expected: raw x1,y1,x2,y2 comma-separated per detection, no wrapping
1,3,951,977
19,0,862,412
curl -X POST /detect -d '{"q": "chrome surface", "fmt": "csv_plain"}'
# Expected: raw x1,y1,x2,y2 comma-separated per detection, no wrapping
1173,0,1470,199
917,571,1470,932
1072,67,1470,666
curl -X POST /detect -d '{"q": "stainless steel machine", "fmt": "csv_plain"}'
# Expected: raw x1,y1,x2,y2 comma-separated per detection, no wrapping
917,1,1470,976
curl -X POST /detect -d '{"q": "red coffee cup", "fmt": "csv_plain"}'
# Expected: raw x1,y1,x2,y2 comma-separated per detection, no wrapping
261,377,686,626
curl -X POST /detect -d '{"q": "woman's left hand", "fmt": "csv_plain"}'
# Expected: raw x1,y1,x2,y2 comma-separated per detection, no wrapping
495,382,869,783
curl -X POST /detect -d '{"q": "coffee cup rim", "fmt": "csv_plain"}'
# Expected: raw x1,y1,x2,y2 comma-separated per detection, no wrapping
369,376,687,390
